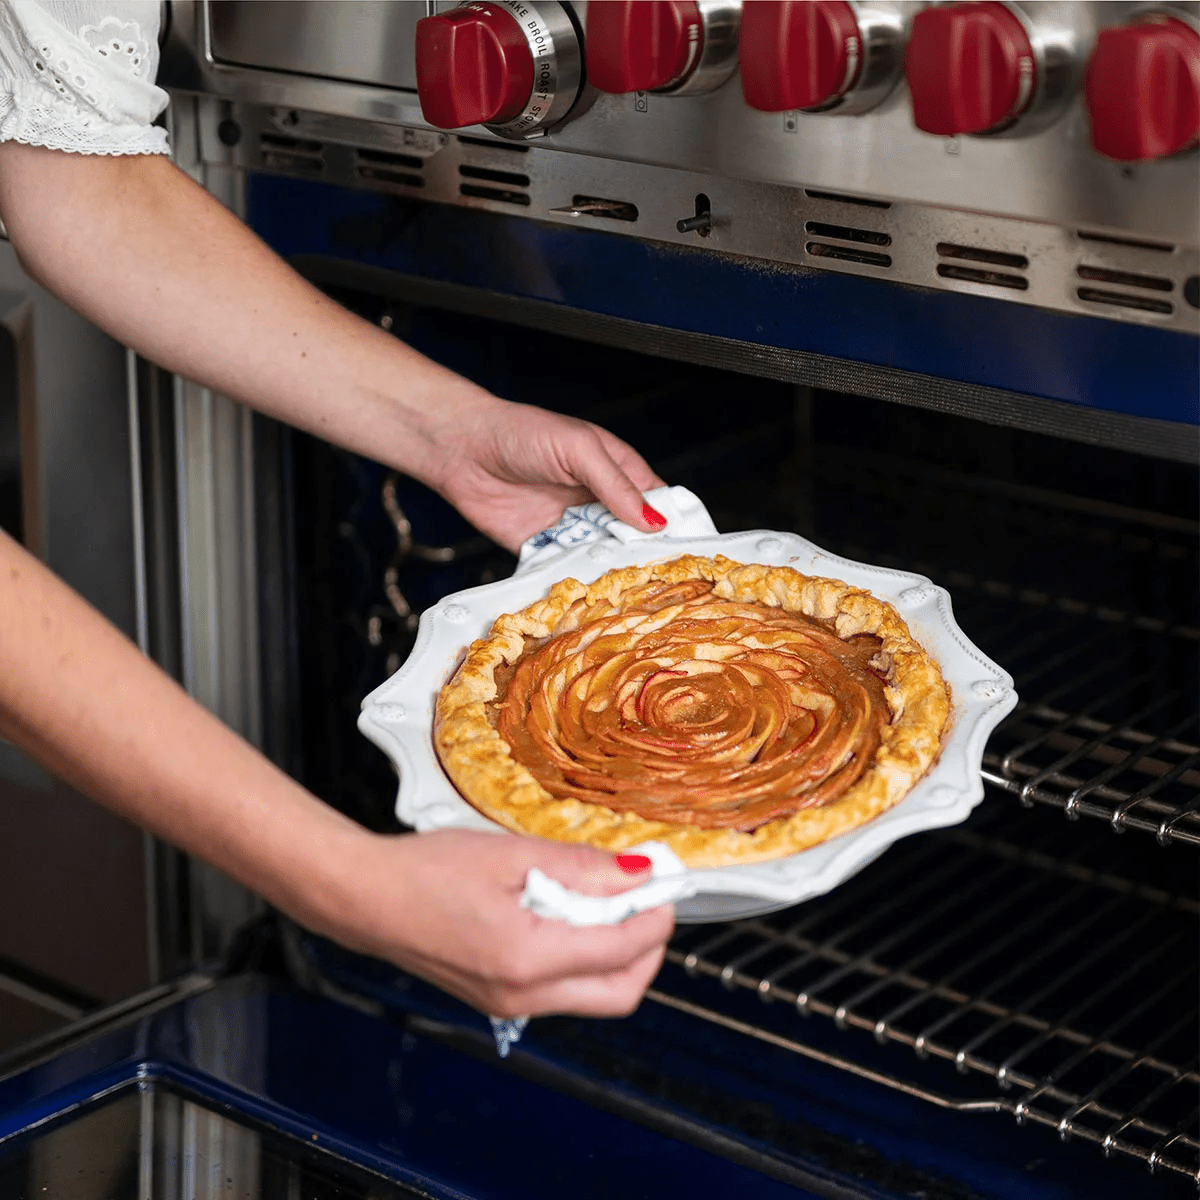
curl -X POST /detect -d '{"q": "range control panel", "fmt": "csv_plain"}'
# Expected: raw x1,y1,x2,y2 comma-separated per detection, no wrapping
169,1,1200,335
412,0,1199,160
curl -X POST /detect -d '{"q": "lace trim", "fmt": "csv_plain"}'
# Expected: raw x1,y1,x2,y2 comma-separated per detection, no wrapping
0,89,168,155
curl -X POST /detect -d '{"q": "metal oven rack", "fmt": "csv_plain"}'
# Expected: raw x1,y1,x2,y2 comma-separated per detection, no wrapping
804,438,1200,848
649,424,1200,1186
654,794,1199,1184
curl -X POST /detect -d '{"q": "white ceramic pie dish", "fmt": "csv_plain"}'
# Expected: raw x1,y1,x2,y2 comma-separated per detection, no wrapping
359,506,1017,923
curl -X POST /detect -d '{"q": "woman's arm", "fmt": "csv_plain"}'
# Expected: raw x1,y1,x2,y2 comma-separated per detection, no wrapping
0,528,671,1017
0,142,676,1016
0,143,665,550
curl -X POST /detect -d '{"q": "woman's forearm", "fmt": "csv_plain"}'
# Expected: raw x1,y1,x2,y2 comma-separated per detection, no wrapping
0,529,370,933
0,144,485,496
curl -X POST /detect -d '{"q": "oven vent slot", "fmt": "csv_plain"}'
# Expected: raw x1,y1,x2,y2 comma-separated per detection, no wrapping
805,242,892,268
804,218,893,267
1077,265,1173,292
935,242,1029,290
1078,230,1175,254
353,148,424,190
937,264,1028,289
805,222,891,247
259,132,325,175
458,164,531,207
459,165,530,187
1076,287,1174,315
937,242,1028,269
1076,263,1175,314
804,188,891,210
556,195,639,222
456,134,530,153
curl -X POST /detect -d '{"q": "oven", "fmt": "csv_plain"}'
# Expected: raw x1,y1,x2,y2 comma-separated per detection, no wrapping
0,1,1197,1196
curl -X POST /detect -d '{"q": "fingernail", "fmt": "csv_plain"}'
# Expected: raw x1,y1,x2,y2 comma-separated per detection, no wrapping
641,503,667,531
615,853,653,875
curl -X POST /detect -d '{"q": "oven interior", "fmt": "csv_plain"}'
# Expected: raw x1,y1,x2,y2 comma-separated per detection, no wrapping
267,282,1200,1192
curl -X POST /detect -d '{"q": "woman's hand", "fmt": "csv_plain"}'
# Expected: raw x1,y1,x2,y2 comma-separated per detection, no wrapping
430,398,667,551
319,829,673,1018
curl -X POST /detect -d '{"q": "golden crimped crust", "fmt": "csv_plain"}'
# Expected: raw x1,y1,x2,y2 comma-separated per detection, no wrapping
434,555,950,867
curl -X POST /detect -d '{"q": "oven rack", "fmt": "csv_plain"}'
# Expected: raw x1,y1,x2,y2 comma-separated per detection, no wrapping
658,795,1199,1184
807,447,1199,849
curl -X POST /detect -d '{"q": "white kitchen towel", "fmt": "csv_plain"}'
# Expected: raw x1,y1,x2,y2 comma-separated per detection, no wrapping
516,485,717,569
520,841,696,924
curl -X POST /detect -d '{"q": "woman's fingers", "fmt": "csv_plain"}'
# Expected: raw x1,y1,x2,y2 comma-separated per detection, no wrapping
592,424,668,492
516,839,659,897
563,426,668,533
516,903,676,984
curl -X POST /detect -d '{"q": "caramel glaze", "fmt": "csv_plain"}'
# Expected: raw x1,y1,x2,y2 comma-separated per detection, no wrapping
487,579,892,833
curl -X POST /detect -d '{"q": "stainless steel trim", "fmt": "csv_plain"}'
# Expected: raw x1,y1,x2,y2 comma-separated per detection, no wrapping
0,973,217,1087
208,99,1200,336
165,96,264,964
833,0,910,115
161,1,1200,243
997,1,1096,138
664,0,741,97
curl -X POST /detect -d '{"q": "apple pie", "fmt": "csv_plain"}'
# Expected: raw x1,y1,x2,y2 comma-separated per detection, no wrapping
434,554,950,867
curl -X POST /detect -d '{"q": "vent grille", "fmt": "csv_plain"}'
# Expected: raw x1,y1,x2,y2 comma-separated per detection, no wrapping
803,212,893,268
1078,230,1175,254
936,242,1030,290
1076,288,1174,315
259,132,325,175
458,164,531,207
456,134,529,154
806,222,891,247
353,148,424,190
804,188,891,210
806,242,892,268
937,242,1028,269
1076,264,1175,316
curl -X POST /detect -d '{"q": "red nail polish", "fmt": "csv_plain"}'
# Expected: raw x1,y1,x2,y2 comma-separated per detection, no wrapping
641,503,667,531
616,853,652,874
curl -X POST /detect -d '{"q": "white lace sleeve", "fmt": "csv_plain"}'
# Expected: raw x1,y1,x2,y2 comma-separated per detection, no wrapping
0,0,168,155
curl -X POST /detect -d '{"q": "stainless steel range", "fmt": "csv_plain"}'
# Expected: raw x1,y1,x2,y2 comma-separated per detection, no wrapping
0,3,1196,1197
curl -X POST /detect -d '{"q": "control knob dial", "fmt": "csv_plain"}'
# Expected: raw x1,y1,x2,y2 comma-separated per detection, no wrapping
739,0,905,114
905,2,1037,135
1084,12,1200,161
415,0,582,139
585,1,741,96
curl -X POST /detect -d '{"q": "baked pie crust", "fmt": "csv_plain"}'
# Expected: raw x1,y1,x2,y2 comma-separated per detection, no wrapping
434,555,950,867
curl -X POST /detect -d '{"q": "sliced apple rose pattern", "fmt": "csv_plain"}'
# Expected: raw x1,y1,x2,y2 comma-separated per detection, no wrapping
435,555,950,868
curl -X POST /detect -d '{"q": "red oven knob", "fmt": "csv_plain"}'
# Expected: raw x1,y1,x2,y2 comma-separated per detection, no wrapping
416,3,534,128
585,0,705,94
415,1,582,138
905,2,1036,135
740,0,862,112
1083,13,1200,161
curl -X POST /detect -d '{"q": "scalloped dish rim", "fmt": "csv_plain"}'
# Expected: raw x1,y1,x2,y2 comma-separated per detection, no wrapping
358,529,1018,919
